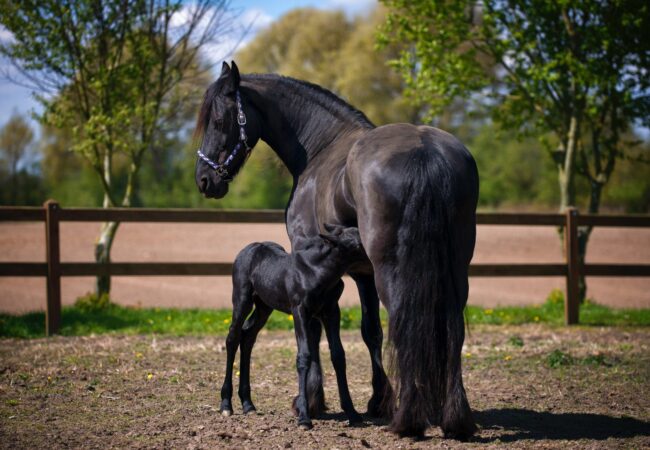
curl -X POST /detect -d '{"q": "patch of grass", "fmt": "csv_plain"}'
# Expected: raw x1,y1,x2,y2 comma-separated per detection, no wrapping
508,335,524,347
0,289,647,338
546,348,618,369
0,303,376,339
547,349,574,368
465,289,650,326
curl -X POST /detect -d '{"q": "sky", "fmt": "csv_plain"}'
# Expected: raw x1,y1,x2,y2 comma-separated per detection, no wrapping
0,0,376,130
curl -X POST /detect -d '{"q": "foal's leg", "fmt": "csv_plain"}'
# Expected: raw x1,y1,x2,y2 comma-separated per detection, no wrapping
291,302,314,429
351,273,394,419
321,294,363,425
220,281,255,416
305,317,326,416
238,301,273,414
293,316,325,416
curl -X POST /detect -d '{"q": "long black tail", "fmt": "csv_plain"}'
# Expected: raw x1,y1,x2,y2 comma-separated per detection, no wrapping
386,148,474,438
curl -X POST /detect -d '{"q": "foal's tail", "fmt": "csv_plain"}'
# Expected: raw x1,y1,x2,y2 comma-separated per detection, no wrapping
386,148,475,438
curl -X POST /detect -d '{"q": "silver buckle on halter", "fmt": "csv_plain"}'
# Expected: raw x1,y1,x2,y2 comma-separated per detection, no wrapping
216,166,229,178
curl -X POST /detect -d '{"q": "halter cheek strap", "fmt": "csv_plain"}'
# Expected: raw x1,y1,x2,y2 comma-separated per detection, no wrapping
196,90,251,181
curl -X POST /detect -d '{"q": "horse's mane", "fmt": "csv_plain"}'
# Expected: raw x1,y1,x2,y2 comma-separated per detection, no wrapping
243,73,375,130
194,82,222,141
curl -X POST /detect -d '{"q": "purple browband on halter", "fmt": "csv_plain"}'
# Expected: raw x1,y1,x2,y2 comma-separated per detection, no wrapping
197,90,250,180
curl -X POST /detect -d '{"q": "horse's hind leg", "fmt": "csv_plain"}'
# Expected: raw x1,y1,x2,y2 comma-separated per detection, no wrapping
351,273,394,419
321,283,363,425
441,267,476,440
238,301,272,414
220,280,255,416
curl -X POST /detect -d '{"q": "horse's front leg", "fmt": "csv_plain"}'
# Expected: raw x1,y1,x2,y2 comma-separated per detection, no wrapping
238,302,273,414
351,273,394,419
291,302,314,429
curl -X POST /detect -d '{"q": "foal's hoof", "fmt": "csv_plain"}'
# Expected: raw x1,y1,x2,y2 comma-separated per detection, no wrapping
220,409,233,417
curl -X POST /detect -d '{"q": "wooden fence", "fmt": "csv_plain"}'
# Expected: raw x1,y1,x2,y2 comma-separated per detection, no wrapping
1,200,649,335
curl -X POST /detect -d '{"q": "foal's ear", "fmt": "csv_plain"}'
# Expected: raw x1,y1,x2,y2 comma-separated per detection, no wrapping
318,232,340,247
323,223,344,235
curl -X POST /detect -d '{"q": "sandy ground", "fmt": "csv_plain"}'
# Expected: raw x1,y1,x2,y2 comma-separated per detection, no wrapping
1,326,649,449
0,222,649,313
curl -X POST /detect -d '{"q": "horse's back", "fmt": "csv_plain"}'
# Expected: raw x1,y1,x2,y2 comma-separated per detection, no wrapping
346,124,478,259
349,123,477,192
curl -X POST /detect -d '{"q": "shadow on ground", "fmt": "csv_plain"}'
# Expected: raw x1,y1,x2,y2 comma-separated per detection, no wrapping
475,408,650,443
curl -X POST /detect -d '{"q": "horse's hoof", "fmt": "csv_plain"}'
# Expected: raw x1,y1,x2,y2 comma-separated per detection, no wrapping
243,407,257,415
299,422,313,431
348,412,364,426
221,409,233,417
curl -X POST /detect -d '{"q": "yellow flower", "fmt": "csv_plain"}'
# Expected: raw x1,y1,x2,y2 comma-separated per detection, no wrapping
166,315,172,321
534,316,540,322
504,355,512,361
484,309,493,315
147,373,153,380
223,318,230,324
135,352,144,359
288,315,294,322
236,371,240,377
464,352,472,358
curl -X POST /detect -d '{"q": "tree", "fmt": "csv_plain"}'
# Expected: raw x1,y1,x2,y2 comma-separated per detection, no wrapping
0,112,34,204
0,0,242,297
379,0,650,299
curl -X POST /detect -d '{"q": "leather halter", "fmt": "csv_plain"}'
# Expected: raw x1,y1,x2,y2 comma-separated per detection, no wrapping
196,90,251,182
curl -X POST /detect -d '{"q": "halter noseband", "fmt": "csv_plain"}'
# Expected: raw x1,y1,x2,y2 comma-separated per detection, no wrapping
197,90,251,182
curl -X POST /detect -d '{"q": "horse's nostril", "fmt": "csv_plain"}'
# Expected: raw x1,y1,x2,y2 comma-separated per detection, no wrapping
200,176,208,193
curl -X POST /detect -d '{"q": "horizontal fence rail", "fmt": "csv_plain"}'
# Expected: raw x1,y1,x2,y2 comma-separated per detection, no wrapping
1,201,649,334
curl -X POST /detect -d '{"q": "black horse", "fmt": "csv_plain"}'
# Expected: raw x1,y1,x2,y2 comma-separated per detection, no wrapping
195,62,479,439
220,225,365,427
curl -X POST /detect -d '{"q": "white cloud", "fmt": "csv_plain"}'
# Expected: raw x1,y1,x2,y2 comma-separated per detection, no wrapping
0,24,14,43
169,4,273,71
325,0,376,17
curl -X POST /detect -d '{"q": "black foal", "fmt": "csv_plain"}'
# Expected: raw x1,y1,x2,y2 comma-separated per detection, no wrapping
219,224,365,428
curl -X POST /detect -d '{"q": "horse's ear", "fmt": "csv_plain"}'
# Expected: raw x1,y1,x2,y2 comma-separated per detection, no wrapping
231,61,240,76
220,61,230,76
221,61,240,95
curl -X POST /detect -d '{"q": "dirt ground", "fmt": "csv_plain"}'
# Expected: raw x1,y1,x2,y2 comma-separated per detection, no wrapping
1,325,649,449
1,222,649,313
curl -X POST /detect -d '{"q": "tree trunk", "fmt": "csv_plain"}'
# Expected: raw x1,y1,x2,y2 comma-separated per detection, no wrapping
557,116,591,302
94,220,120,297
95,152,116,298
575,179,605,301
93,157,140,298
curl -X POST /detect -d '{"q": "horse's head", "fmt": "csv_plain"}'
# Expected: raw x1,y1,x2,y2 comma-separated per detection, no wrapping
194,61,260,199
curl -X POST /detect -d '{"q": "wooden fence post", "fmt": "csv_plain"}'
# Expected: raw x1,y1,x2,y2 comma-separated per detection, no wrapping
565,207,580,325
44,200,61,335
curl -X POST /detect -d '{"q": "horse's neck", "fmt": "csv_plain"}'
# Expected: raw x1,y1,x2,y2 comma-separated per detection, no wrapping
242,77,371,177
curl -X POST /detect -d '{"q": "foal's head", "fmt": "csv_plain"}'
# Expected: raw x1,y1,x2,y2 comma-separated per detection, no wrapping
307,224,365,264
194,61,261,199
